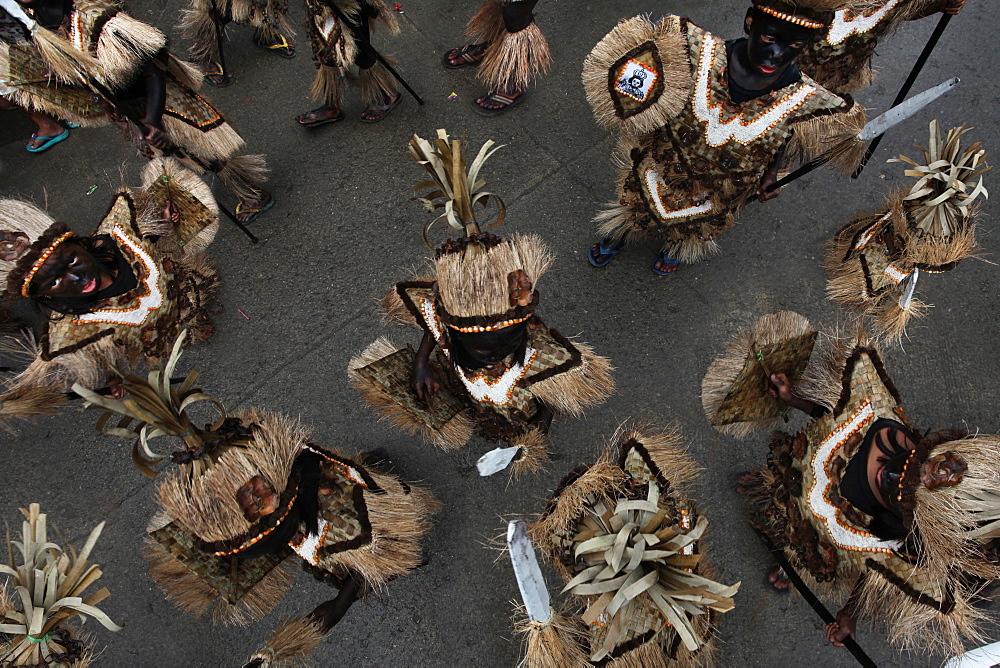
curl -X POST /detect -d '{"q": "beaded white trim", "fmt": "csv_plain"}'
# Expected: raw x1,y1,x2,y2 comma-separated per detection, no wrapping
642,168,714,220
73,224,163,327
290,518,327,566
883,263,909,285
807,400,903,553
692,34,816,147
455,347,537,406
827,1,900,46
852,212,892,251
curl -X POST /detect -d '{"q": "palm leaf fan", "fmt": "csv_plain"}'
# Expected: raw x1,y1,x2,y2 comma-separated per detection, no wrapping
562,479,739,661
0,504,121,667
71,330,235,479
889,120,989,239
407,129,506,249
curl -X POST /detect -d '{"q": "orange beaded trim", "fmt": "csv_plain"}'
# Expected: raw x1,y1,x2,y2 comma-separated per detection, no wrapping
212,491,298,556
754,4,825,29
20,231,75,297
447,315,530,333
896,449,919,502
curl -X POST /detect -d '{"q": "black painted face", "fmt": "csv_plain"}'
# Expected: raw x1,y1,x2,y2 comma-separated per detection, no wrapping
30,240,110,300
454,323,527,368
744,9,817,76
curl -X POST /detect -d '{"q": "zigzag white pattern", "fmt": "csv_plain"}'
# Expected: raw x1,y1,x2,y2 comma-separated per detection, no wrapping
827,1,901,45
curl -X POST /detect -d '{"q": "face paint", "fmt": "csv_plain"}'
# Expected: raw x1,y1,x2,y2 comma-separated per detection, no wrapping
455,323,527,367
745,10,817,77
31,240,112,300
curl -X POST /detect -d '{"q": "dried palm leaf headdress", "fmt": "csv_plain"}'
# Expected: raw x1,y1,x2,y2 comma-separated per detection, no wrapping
889,120,989,268
0,200,74,300
408,130,553,329
0,504,121,667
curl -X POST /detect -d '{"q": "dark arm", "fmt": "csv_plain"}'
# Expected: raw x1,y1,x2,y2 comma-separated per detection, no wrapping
768,373,829,418
140,56,169,148
410,329,440,401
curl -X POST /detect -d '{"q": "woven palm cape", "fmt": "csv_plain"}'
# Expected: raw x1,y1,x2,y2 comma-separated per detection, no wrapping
73,331,439,635
0,504,122,667
350,130,613,474
737,323,1000,655
0,158,220,429
701,311,818,439
824,120,989,343
522,425,740,666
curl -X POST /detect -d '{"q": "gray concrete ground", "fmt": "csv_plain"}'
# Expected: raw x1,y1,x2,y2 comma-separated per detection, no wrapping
1,1,998,666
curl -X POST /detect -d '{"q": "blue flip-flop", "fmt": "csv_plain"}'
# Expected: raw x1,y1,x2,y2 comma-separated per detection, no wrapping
589,237,624,267
235,195,275,224
26,128,69,153
651,251,681,275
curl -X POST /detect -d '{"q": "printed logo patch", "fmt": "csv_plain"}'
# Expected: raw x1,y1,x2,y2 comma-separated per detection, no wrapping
615,59,658,103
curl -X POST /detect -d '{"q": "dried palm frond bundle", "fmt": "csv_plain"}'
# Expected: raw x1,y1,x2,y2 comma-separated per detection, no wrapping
526,425,739,665
511,602,588,668
0,504,121,666
890,120,989,268
244,615,326,667
701,311,817,439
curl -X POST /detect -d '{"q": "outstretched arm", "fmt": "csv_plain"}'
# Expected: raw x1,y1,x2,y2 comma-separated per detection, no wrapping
310,572,363,632
767,373,828,418
410,329,440,401
140,57,169,149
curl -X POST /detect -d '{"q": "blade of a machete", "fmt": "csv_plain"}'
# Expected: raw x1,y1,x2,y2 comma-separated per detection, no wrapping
860,78,960,141
507,520,551,623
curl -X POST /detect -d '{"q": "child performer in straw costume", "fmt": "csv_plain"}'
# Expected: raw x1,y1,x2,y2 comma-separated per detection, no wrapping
441,0,551,114
0,0,274,223
179,0,296,87
703,311,1000,655
294,0,404,127
1,504,121,667
0,157,219,423
349,130,614,475
71,333,440,666
825,120,988,344
797,0,965,94
516,424,740,666
585,2,868,275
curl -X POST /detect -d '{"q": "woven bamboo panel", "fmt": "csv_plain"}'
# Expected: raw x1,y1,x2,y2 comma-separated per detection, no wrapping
712,331,817,426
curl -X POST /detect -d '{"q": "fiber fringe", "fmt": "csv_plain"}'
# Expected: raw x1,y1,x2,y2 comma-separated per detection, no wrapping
214,153,269,203
11,332,120,394
435,234,553,318
852,569,989,656
358,58,397,107
156,409,309,542
788,96,866,174
310,63,345,107
247,615,326,667
701,311,813,439
616,423,701,495
823,205,892,310
582,14,690,135
166,53,205,91
605,640,668,668
163,113,245,166
347,337,474,451
513,605,589,668
870,297,928,346
324,469,440,589
466,1,506,45
32,27,101,86
530,342,614,418
143,531,296,626
0,381,68,432
510,428,549,476
796,326,860,410
95,14,166,89
478,21,551,91
178,0,218,65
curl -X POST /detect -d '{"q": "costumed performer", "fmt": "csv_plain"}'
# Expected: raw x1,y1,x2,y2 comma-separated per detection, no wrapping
512,424,739,666
441,0,551,115
0,157,219,423
825,119,988,344
0,0,274,223
585,2,867,275
348,130,614,476
702,311,1000,655
71,332,440,666
179,0,296,87
294,0,404,127
796,0,965,95
1,503,122,667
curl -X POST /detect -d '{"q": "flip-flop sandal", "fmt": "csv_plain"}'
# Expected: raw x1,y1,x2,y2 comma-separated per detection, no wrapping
256,33,296,59
203,62,233,87
234,196,275,224
26,128,70,153
589,238,624,267
296,109,345,127
472,89,525,117
442,44,485,69
651,251,682,275
359,94,401,124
